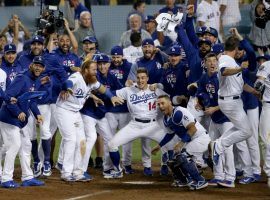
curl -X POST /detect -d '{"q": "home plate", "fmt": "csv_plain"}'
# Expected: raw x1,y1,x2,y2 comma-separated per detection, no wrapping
123,181,154,185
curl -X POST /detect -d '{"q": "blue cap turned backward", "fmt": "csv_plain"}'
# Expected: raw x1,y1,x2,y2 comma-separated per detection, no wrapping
111,45,123,56
142,38,154,46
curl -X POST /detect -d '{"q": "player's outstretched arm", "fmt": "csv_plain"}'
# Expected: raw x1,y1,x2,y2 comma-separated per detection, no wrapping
97,85,125,106
221,61,248,76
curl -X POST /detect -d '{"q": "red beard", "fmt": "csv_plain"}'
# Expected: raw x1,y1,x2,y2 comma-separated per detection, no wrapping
87,75,97,84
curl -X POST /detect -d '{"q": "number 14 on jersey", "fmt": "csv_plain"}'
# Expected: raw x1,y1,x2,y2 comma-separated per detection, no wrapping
148,101,157,111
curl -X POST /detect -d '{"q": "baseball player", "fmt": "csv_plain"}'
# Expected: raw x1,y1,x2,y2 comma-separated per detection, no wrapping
16,35,46,71
108,68,175,179
195,53,236,188
127,38,165,85
0,56,48,188
176,23,212,125
126,38,167,176
233,28,261,184
0,59,7,182
107,47,135,174
0,44,22,87
209,36,260,167
55,59,123,181
44,32,82,172
160,45,188,106
151,95,210,190
80,36,104,169
255,60,270,188
80,54,122,178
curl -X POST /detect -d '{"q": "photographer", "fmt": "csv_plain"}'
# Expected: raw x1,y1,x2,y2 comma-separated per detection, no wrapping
249,0,270,53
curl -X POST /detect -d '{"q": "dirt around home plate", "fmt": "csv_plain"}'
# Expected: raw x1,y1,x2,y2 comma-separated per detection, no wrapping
1,163,270,200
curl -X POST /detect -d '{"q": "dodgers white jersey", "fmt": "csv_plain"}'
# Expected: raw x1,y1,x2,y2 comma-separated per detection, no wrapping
218,55,244,97
56,72,101,112
197,0,220,33
123,45,143,64
0,68,7,91
257,61,270,102
116,85,166,120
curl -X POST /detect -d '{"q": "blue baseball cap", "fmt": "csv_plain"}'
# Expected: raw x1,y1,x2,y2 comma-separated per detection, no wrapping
196,26,207,36
111,45,123,56
96,54,110,63
211,43,224,54
145,15,155,23
33,56,45,67
256,55,270,62
4,43,16,53
83,36,97,43
204,27,218,38
198,39,212,47
142,38,154,46
168,45,182,56
31,35,44,44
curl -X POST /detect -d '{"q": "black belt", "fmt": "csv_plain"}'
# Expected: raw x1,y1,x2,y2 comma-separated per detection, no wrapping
135,118,155,123
219,96,240,100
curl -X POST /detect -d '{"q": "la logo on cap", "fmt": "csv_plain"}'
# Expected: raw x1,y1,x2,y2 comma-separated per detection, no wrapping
9,45,12,49
100,56,103,59
172,48,175,52
114,53,117,55
35,36,39,40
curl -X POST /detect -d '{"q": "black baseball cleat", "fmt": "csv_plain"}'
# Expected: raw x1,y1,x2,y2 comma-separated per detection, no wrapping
94,157,103,169
88,157,94,168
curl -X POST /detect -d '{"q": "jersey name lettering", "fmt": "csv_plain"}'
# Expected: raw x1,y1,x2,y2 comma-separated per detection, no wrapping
130,93,157,104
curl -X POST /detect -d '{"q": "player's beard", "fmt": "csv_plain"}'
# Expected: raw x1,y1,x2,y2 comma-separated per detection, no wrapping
86,75,97,84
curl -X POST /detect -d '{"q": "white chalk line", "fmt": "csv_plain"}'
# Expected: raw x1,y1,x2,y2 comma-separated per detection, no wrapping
64,190,111,200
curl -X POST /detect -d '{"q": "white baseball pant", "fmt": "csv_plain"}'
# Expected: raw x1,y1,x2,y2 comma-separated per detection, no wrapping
55,106,85,179
81,114,114,172
30,105,52,164
0,121,34,182
108,120,175,157
0,134,4,181
233,140,253,177
246,107,261,175
259,102,270,177
209,121,235,181
215,98,252,154
38,104,58,163
105,112,152,168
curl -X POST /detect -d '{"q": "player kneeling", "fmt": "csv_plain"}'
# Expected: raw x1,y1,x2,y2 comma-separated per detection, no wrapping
152,95,210,190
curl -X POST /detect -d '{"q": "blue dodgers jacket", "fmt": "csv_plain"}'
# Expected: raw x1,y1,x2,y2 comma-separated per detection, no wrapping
0,70,49,128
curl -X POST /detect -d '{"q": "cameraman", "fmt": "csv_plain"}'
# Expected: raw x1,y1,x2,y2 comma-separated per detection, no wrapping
249,0,270,53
